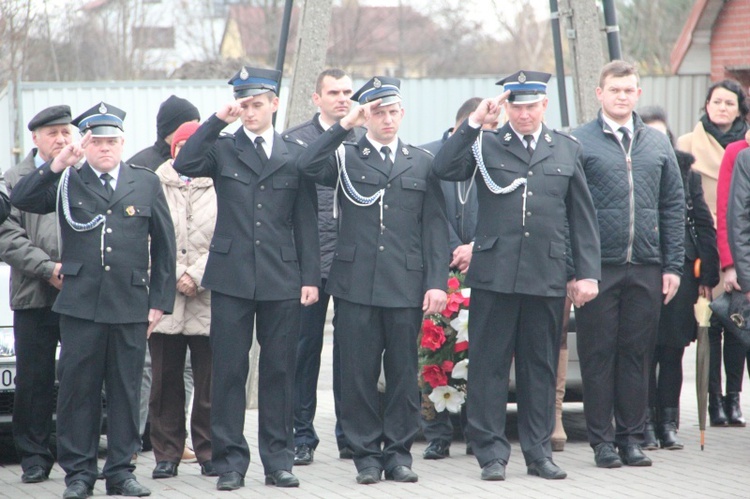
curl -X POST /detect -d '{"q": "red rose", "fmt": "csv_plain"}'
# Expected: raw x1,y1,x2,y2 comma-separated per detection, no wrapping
422,364,448,388
447,276,461,291
420,319,446,351
441,360,454,372
454,341,469,353
442,292,466,317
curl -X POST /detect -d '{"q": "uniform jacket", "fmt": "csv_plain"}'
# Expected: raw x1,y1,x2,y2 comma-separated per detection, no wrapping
127,139,171,171
727,149,750,291
422,129,479,251
433,120,601,297
297,123,449,308
716,140,748,269
172,114,320,300
0,150,61,310
282,114,364,279
573,111,684,276
9,161,176,323
153,160,216,335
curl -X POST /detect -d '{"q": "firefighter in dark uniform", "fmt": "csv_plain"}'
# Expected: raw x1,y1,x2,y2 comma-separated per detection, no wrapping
432,71,601,482
297,77,449,485
172,66,320,492
10,102,176,499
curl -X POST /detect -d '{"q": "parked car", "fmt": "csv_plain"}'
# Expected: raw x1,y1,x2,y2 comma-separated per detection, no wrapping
0,263,19,433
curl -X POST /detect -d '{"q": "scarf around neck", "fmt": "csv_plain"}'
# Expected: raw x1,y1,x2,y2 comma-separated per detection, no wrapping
700,114,749,149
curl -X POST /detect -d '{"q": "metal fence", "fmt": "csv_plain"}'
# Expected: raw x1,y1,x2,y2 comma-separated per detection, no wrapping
0,74,710,171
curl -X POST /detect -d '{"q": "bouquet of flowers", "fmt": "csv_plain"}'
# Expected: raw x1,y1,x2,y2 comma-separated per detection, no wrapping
418,272,470,416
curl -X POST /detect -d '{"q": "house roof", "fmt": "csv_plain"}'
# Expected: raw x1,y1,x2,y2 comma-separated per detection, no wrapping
670,0,725,74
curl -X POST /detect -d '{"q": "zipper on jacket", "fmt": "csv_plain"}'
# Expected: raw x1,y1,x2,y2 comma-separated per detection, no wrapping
604,126,636,262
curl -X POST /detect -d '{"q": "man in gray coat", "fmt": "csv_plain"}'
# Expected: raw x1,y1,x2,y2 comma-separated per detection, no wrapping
433,71,601,481
0,106,68,484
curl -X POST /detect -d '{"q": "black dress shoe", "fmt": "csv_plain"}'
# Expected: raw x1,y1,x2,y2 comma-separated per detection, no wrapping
21,465,49,484
200,460,219,477
709,393,728,426
642,407,659,450
63,480,93,499
423,439,450,460
152,461,178,479
618,443,652,466
593,442,622,468
339,446,354,459
106,477,151,496
527,458,567,479
265,470,300,487
385,465,418,482
356,467,381,484
480,460,506,481
725,392,747,426
217,471,244,491
294,444,314,465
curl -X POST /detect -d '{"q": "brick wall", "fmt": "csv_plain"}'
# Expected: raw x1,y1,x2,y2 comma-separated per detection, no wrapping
711,0,750,87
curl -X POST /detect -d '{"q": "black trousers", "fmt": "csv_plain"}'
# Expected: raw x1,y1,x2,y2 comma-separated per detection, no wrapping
648,345,685,409
148,333,212,464
708,314,750,394
209,292,299,476
576,264,662,447
336,300,422,473
293,280,348,450
465,289,564,467
12,307,60,472
56,315,146,488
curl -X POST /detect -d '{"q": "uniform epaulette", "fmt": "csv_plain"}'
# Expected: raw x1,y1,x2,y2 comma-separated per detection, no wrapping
483,129,500,134
218,131,234,139
283,134,308,148
129,163,156,173
343,141,358,147
553,129,579,143
408,144,434,158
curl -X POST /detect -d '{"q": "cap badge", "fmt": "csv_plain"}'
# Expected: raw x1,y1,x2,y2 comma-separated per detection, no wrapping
240,67,249,80
402,147,409,156
125,206,136,217
373,78,382,89
362,147,371,156
518,72,527,83
99,103,107,114
544,133,552,143
504,133,512,142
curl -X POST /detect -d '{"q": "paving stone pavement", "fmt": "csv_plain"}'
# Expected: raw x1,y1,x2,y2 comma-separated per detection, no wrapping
1,324,749,498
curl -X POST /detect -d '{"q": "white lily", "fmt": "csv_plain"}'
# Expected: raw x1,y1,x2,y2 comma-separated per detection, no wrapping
450,308,469,343
428,385,466,413
452,358,469,380
461,287,471,298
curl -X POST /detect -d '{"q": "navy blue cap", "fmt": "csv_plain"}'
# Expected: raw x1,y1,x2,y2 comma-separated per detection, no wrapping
72,102,126,137
496,70,551,103
228,66,281,99
28,105,72,131
351,76,401,106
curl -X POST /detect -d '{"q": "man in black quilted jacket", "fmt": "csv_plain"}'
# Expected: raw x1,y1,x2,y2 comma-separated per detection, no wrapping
571,60,684,469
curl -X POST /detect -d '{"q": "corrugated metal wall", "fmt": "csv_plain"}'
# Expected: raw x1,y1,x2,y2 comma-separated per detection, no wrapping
1,75,710,171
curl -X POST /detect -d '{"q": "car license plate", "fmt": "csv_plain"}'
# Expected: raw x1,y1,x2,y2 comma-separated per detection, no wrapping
0,366,15,390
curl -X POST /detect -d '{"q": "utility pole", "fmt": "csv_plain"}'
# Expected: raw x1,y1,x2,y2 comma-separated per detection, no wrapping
284,0,334,129
558,0,605,125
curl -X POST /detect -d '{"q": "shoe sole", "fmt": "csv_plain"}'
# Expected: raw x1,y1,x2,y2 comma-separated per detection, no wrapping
265,477,300,487
596,460,623,469
217,480,244,491
385,475,418,483
481,474,506,481
293,458,313,466
152,472,177,479
21,476,48,484
105,489,150,497
356,476,380,485
622,460,652,467
527,468,567,479
423,453,449,460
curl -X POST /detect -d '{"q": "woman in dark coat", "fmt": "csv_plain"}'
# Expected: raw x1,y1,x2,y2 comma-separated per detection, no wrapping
640,106,720,450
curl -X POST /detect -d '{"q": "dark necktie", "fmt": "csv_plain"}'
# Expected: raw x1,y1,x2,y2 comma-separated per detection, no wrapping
381,146,393,172
100,173,114,198
523,134,535,157
619,127,631,152
254,136,269,166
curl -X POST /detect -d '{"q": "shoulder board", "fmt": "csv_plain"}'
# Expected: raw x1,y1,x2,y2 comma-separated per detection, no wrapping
282,134,308,148
129,163,157,174
553,129,579,143
283,119,314,135
483,129,500,134
407,144,434,158
218,131,234,139
342,141,358,147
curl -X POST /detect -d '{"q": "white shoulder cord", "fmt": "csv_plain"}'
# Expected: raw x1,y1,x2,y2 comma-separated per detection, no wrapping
471,131,529,225
334,143,386,233
56,167,108,265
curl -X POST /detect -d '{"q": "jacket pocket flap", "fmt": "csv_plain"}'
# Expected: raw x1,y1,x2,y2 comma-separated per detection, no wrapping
273,176,299,190
543,164,574,177
132,270,148,286
333,244,356,262
220,168,252,185
350,171,380,185
209,236,232,254
406,254,424,271
60,261,82,276
71,198,96,213
281,245,298,261
473,235,498,252
124,205,151,217
401,177,426,191
549,241,566,259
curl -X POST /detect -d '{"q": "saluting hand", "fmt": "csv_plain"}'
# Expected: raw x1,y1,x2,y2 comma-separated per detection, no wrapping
50,131,91,173
469,90,510,126
216,96,252,124
340,99,382,130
